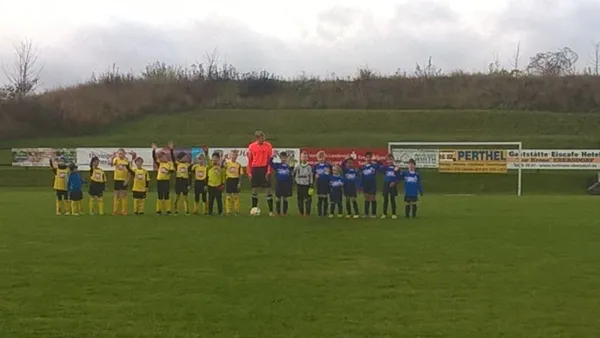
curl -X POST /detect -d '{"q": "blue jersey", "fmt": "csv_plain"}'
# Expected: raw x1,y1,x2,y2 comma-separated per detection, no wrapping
67,171,84,192
360,162,379,184
342,166,361,189
400,171,423,196
313,162,332,183
269,158,293,181
330,174,344,190
379,164,400,183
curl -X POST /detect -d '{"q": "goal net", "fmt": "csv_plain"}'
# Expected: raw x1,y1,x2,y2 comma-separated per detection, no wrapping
388,142,523,196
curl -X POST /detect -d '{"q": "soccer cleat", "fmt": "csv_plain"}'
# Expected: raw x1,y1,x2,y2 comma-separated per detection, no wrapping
345,215,351,219
72,213,79,216
139,212,144,216
380,215,387,219
90,212,96,216
269,212,275,217
121,212,128,216
391,215,398,219
353,215,360,219
64,212,70,216
156,212,162,216
174,212,179,216
370,215,377,219
328,214,334,218
337,214,344,218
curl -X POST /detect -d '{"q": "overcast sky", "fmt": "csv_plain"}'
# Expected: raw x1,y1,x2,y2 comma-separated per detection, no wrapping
1,0,599,89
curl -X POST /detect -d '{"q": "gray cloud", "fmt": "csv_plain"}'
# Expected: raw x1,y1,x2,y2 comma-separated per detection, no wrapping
1,0,600,90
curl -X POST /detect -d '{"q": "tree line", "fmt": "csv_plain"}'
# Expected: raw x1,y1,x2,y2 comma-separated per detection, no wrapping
1,40,600,141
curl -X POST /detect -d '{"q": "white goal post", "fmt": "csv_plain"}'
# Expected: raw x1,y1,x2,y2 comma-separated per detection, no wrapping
387,141,523,196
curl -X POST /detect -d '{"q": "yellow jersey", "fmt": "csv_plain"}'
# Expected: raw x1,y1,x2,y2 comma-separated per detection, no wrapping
156,161,174,181
207,165,226,187
224,161,242,179
90,168,106,183
131,168,150,192
53,167,69,190
113,158,130,181
192,164,208,182
176,162,191,179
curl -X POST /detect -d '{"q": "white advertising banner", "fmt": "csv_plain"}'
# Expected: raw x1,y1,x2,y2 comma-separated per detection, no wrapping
391,148,439,168
208,147,301,167
507,149,600,170
76,148,154,171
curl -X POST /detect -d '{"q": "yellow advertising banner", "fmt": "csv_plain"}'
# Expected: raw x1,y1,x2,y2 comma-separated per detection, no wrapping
439,149,508,173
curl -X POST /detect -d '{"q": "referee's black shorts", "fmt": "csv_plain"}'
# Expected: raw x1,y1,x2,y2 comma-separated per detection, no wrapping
250,166,271,188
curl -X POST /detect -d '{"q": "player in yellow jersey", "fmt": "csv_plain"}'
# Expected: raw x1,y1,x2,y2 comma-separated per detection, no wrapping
50,156,70,215
88,156,107,215
112,149,131,216
128,157,150,215
207,152,226,215
152,142,175,215
170,144,193,216
191,154,208,215
224,150,243,215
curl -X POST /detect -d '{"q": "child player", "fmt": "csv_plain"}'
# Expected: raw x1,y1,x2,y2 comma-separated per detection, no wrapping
171,144,192,216
380,153,401,219
224,150,243,216
360,152,379,218
50,156,70,215
329,165,344,218
67,163,85,215
313,150,332,217
341,156,361,218
207,152,226,215
129,157,150,215
152,143,175,215
269,151,293,216
400,158,423,218
88,156,106,215
293,151,313,216
191,154,208,215
112,148,130,215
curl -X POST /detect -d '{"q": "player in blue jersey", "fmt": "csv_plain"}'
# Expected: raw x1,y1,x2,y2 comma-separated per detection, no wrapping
313,150,332,217
400,158,423,218
379,153,401,219
360,152,379,218
341,156,361,218
329,165,344,218
269,152,294,216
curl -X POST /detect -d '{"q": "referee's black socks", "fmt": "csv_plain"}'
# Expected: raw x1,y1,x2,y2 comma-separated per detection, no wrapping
252,193,258,208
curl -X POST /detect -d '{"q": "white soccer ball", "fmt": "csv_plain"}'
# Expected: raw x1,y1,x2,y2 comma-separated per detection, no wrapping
250,207,261,216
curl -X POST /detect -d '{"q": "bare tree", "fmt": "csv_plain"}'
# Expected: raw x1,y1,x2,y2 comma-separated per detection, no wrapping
587,42,600,75
414,57,442,78
488,52,502,74
509,41,521,75
1,39,43,97
526,47,579,76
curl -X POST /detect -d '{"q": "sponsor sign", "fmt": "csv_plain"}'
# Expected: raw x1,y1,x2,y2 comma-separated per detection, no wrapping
76,148,154,171
507,149,600,170
390,148,439,168
208,147,300,167
12,148,76,167
301,148,388,166
439,149,507,173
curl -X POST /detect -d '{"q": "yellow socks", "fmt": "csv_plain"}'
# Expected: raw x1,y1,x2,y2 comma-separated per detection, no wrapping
71,201,77,215
233,195,240,213
156,200,162,213
56,200,61,215
165,197,172,213
89,199,95,214
133,199,139,214
194,202,199,214
183,199,189,214
225,195,232,214
139,199,145,214
98,198,104,215
203,202,208,215
113,196,119,214
121,198,128,215
62,200,69,214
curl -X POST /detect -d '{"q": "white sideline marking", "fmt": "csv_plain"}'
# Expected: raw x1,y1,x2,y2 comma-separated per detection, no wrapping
443,194,476,197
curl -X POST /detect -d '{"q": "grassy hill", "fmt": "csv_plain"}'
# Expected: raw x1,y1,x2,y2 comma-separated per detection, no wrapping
1,109,598,194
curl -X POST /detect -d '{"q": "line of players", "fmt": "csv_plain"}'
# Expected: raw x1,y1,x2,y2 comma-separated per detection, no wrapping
49,143,423,219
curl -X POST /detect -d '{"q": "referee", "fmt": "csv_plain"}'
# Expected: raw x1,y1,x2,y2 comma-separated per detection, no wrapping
247,130,274,216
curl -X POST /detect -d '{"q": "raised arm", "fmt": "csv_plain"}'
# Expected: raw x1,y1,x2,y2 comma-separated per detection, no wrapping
49,159,57,174
151,143,159,164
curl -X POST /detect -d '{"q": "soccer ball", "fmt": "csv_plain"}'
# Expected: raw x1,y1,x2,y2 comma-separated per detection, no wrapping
250,207,261,216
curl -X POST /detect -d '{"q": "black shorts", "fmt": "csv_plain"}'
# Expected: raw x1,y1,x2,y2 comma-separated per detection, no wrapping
69,190,83,201
404,196,419,203
250,166,270,188
157,180,170,200
344,184,357,198
133,191,147,199
88,181,104,197
226,178,240,194
175,178,189,195
114,180,127,191
382,184,398,197
55,190,68,200
362,181,377,195
316,180,330,195
330,189,343,203
275,180,293,198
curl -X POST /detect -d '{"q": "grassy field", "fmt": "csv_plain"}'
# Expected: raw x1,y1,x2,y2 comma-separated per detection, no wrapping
1,191,600,337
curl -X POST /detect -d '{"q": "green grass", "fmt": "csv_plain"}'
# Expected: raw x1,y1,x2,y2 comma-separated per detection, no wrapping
1,190,600,337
